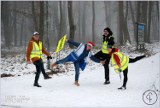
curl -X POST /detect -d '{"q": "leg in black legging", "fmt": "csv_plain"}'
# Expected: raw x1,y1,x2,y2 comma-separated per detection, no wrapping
34,60,41,84
94,51,104,60
38,61,48,78
122,67,128,88
129,55,146,63
94,51,111,82
104,54,111,81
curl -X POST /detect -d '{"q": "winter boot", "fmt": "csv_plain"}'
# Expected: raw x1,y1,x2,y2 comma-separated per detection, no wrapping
118,86,126,90
44,74,52,79
104,80,110,85
33,83,42,87
74,80,80,86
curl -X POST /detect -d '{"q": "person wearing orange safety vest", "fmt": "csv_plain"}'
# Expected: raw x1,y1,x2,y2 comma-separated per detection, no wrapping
26,32,52,87
108,47,146,90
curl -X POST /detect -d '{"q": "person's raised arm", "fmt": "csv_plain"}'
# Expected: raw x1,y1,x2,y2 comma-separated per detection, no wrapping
67,39,81,47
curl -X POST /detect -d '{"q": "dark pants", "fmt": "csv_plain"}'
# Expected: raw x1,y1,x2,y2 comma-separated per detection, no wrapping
122,55,146,87
94,51,111,81
33,60,48,83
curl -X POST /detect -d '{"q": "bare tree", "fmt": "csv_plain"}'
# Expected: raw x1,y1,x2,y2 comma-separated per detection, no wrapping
20,16,25,46
52,1,60,42
92,1,95,43
129,1,136,41
68,1,75,48
141,2,148,43
31,1,38,31
82,2,87,42
1,1,12,48
104,1,112,27
118,1,124,45
58,1,67,40
13,2,17,46
118,1,131,45
156,1,159,41
39,1,44,41
147,1,153,43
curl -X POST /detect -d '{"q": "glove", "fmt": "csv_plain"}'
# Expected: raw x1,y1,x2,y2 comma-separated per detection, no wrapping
118,68,122,73
47,56,52,60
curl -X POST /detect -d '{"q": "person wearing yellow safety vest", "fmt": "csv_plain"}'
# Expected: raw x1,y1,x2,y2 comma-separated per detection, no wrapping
94,27,115,85
26,32,52,87
108,47,146,90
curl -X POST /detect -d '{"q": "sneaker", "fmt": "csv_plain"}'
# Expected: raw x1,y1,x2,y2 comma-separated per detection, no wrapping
33,83,42,87
118,86,126,90
74,80,80,86
104,81,110,85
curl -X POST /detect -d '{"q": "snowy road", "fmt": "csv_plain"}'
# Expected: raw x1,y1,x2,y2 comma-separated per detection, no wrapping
0,53,160,107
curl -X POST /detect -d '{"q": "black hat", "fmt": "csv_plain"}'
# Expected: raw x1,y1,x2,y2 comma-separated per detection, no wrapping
104,27,113,36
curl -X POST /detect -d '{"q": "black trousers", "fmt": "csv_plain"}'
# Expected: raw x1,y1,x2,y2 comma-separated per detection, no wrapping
94,51,111,81
33,60,47,83
122,55,146,87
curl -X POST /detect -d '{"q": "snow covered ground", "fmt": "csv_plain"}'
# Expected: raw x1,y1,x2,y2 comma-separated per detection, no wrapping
0,42,160,107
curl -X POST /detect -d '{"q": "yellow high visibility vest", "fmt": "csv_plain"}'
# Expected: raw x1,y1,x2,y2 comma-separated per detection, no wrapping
101,36,112,54
111,52,129,74
30,41,43,59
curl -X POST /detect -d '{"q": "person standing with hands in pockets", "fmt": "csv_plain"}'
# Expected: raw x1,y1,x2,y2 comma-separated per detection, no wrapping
26,32,52,87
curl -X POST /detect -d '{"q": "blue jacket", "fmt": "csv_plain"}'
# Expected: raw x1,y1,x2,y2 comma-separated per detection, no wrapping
67,40,100,70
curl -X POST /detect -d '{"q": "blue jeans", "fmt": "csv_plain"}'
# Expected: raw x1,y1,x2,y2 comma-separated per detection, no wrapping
55,55,71,64
74,62,80,81
55,55,80,81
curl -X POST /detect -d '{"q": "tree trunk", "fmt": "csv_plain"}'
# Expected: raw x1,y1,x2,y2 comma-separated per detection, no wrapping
32,1,38,31
125,1,129,21
1,1,11,48
39,1,44,41
45,1,50,69
147,1,153,43
53,2,60,42
58,1,66,40
129,1,136,42
118,1,124,45
141,1,148,43
118,1,131,45
78,1,81,41
82,2,86,42
104,1,111,27
136,1,141,44
123,1,131,44
156,1,159,41
92,1,95,43
20,16,24,46
13,2,17,46
68,1,75,48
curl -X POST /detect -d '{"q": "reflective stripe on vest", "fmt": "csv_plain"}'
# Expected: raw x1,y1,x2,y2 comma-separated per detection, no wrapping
111,52,129,74
101,36,112,54
30,41,43,59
